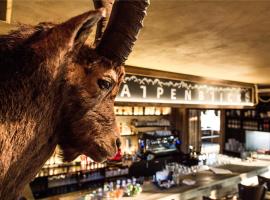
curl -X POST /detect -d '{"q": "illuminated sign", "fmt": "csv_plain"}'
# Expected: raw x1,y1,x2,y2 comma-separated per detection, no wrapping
116,74,254,106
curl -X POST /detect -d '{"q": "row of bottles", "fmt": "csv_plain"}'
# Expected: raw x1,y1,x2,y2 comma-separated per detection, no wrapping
118,119,171,136
80,155,107,169
37,154,107,177
131,118,170,127
243,110,256,118
226,109,270,119
114,106,171,116
227,119,270,131
33,169,134,198
259,112,270,119
36,162,107,178
84,178,143,200
226,110,241,117
36,166,76,177
48,174,77,188
80,171,105,183
227,119,241,129
243,121,258,130
244,110,270,119
105,168,129,178
259,119,270,131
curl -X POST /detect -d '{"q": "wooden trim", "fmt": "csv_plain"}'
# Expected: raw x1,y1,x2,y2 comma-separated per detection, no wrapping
125,65,255,89
115,102,255,109
0,0,7,21
0,0,12,23
6,0,12,23
258,84,270,89
220,110,226,154
197,110,201,152
183,108,189,154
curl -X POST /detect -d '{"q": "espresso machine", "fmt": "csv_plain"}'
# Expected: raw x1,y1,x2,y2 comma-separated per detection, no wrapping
138,131,180,158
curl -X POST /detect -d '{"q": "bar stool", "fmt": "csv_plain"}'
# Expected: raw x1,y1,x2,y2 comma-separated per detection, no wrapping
258,176,270,200
238,183,266,200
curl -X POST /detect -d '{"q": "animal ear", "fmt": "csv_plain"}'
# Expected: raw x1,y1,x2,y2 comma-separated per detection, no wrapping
53,9,106,52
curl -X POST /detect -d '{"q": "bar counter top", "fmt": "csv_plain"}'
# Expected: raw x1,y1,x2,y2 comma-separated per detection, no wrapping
42,159,270,200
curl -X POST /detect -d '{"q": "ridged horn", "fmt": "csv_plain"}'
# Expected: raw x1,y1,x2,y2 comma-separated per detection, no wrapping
93,0,114,44
93,0,149,65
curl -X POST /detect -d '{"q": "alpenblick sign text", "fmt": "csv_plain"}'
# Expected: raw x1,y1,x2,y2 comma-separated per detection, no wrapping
116,74,254,106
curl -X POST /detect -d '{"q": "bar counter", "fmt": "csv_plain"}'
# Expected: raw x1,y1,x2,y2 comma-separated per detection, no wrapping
42,158,270,200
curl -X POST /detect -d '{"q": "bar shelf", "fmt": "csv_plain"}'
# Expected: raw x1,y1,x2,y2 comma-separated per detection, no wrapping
201,135,220,140
224,108,270,157
133,125,170,128
36,165,106,178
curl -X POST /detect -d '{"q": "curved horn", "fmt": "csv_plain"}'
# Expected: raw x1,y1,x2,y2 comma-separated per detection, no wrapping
93,0,114,44
94,0,149,65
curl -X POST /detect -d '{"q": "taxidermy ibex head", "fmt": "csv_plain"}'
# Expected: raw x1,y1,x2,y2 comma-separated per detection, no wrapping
0,0,149,198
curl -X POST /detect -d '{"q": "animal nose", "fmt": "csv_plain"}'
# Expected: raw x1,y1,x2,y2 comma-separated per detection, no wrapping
116,138,121,149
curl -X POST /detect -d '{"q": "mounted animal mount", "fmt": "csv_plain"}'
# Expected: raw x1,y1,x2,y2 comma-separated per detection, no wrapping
0,0,149,199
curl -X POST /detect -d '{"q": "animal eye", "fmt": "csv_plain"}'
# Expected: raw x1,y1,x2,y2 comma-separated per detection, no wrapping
97,79,112,90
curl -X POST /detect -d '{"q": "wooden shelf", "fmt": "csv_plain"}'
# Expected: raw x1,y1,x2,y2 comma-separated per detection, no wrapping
133,125,170,128
226,116,241,119
36,167,105,178
120,134,137,136
226,127,241,130
201,135,220,140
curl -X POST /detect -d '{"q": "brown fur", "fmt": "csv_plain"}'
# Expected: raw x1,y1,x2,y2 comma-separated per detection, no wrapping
0,10,124,199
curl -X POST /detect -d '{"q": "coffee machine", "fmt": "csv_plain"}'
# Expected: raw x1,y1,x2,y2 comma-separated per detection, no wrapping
138,130,180,158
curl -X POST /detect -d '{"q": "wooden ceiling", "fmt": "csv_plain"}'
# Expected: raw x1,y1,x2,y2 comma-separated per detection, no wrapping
1,0,270,84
